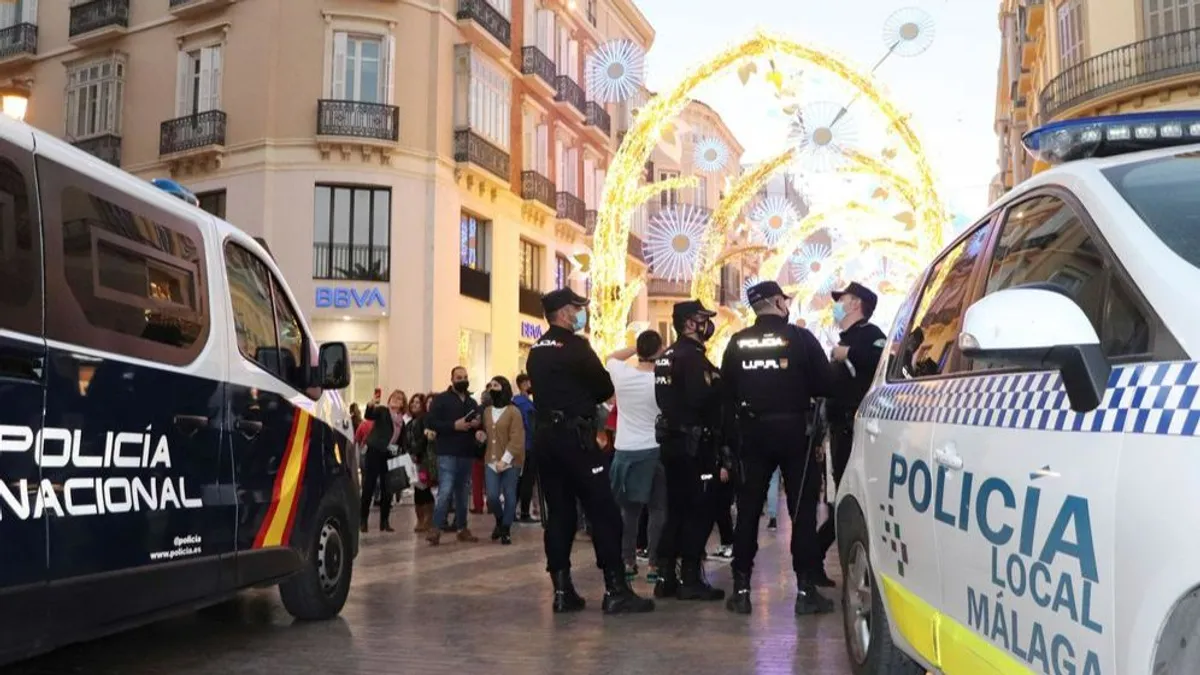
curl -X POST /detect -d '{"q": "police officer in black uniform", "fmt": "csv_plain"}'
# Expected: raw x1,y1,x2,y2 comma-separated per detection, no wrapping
721,281,834,616
525,287,654,615
815,282,887,567
652,300,729,602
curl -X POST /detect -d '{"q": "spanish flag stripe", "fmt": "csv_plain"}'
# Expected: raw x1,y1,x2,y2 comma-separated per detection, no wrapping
252,411,310,549
279,422,313,547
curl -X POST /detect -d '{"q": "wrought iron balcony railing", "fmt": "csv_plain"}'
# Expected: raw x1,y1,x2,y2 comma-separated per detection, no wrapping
457,0,511,49
69,0,129,38
313,242,391,282
555,75,586,115
72,134,122,166
648,278,690,296
585,101,611,136
160,110,226,155
0,23,36,59
521,46,556,89
317,99,399,141
556,191,585,227
454,129,510,181
521,170,555,210
1041,27,1200,122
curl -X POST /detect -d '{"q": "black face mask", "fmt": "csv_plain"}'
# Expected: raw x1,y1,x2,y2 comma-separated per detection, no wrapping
490,391,511,407
453,380,470,394
695,318,715,342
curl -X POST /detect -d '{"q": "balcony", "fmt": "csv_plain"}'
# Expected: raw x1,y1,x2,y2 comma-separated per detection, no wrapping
521,46,556,96
520,170,555,211
457,0,511,58
1025,0,1045,36
518,286,543,316
168,0,234,18
554,75,586,118
585,101,611,137
0,23,37,67
160,110,226,173
454,129,510,182
460,266,491,303
313,243,390,282
1041,27,1200,123
72,134,122,166
648,278,690,297
317,99,399,141
556,191,585,228
69,0,128,46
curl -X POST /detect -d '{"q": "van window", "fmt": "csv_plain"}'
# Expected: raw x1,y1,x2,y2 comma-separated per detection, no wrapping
0,154,39,337
39,158,210,365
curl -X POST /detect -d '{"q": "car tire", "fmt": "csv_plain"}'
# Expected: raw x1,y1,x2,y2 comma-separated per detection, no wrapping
840,512,924,675
279,499,353,621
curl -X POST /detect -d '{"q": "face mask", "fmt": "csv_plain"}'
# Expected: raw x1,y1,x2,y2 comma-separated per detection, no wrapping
572,309,588,333
453,380,470,393
491,391,511,407
832,301,847,324
696,319,715,342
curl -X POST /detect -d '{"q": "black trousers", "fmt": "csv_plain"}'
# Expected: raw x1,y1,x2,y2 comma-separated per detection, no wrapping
359,449,392,526
712,479,735,546
656,441,717,565
535,423,622,573
517,449,537,516
732,417,822,579
816,421,854,557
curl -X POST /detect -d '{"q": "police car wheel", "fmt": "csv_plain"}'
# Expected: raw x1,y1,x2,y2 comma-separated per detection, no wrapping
840,517,923,675
279,501,353,620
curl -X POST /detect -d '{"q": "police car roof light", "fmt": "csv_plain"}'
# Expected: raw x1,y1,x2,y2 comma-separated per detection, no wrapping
150,177,199,207
1021,111,1200,165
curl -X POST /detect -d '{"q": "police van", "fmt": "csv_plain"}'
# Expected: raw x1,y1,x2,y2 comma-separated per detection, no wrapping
836,111,1200,675
0,116,359,664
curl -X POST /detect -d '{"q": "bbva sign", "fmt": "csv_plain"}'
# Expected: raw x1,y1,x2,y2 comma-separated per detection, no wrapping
315,286,386,309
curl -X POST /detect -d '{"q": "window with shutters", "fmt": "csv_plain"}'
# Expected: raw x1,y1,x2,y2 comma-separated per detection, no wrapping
522,107,550,174
327,27,396,105
176,45,222,117
695,175,708,208
1057,0,1085,69
657,170,679,207
0,0,36,28
454,47,512,150
1145,0,1200,36
64,53,125,140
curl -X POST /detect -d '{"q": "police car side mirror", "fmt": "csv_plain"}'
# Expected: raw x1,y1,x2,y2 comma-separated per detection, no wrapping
318,342,351,390
958,286,1110,413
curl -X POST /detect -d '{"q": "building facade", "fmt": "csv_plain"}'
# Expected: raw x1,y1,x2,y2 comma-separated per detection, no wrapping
994,0,1200,200
8,0,653,404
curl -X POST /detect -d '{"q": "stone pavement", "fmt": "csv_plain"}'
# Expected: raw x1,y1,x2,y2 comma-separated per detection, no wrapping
12,509,856,675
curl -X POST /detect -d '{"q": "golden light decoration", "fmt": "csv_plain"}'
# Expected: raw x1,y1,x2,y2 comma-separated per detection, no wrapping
790,101,861,172
589,31,948,357
882,7,937,58
693,136,731,173
643,204,710,282
585,39,646,103
749,195,799,245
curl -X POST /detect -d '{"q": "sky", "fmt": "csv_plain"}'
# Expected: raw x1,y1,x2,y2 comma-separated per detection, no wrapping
632,0,1002,219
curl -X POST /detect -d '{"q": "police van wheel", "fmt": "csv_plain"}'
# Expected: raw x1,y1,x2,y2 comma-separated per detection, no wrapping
280,501,353,620
840,518,923,675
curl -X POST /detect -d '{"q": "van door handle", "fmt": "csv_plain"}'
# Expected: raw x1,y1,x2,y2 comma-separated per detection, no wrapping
863,420,881,437
934,445,963,470
235,419,264,439
174,414,209,433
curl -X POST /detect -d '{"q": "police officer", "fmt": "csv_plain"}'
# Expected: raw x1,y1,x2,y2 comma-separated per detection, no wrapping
653,300,729,602
525,287,655,615
721,281,834,616
815,282,887,569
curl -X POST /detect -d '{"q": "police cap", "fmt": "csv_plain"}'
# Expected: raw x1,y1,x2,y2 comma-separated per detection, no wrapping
541,287,589,315
672,299,716,323
745,280,791,306
831,281,878,318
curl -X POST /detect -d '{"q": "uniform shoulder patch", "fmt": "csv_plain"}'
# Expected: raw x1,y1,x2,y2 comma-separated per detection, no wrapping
873,339,887,348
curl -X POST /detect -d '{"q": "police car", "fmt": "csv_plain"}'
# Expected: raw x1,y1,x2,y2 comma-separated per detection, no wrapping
0,116,358,663
835,111,1200,675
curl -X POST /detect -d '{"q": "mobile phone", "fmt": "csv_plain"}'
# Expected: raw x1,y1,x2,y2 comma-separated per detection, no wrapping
464,409,480,422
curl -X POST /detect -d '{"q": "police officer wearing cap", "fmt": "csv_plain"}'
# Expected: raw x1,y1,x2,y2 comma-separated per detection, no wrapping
815,282,887,566
525,287,655,615
720,280,834,616
652,300,729,603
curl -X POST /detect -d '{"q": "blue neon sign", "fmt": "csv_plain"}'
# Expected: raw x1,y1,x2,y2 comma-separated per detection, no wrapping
315,287,386,309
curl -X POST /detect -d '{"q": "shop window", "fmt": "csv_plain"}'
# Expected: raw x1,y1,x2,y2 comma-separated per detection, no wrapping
460,211,491,302
554,253,570,289
313,184,391,281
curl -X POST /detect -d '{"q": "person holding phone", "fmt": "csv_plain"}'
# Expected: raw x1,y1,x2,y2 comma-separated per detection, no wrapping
425,366,484,545
360,389,406,533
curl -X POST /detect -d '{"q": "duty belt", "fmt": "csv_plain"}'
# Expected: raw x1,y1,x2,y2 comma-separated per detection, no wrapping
537,411,593,427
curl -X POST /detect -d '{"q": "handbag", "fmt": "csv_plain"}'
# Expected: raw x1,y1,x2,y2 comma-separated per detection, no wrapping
385,453,414,494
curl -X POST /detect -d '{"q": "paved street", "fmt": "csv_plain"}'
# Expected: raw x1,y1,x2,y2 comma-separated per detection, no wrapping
12,510,855,675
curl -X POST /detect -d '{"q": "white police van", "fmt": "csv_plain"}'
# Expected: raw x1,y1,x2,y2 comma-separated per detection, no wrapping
0,116,359,664
836,111,1200,675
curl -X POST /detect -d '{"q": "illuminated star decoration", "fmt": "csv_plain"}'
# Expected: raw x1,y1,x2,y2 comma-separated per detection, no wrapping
693,136,730,173
643,204,710,282
740,275,762,306
585,39,646,103
749,195,798,245
790,243,832,283
882,7,937,58
789,101,861,173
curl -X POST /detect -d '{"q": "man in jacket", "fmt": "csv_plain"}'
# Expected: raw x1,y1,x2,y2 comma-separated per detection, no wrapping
425,366,484,545
513,374,538,523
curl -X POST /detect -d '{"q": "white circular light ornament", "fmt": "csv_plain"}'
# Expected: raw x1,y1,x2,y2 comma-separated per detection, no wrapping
740,275,762,306
585,39,646,104
693,136,730,173
749,195,798,245
790,243,832,282
643,204,710,282
789,101,861,172
883,7,936,58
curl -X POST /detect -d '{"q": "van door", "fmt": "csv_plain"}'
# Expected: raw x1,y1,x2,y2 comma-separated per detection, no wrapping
0,134,48,661
36,156,222,632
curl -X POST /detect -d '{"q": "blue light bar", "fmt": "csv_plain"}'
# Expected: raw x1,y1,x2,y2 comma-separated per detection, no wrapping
150,177,199,206
1021,111,1200,165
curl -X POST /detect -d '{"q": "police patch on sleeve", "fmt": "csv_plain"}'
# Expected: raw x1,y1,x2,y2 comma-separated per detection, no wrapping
874,339,887,348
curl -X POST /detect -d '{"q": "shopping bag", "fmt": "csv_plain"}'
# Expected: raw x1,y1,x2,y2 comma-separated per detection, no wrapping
385,454,414,494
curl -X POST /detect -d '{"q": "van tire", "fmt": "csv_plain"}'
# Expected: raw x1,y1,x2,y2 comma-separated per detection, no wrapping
279,500,353,620
840,513,924,675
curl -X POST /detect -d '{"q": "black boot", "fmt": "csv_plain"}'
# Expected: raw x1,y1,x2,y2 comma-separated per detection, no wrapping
725,569,752,615
677,559,725,601
794,577,835,616
491,516,502,541
500,526,512,545
601,567,655,614
812,568,837,588
550,570,586,613
653,558,679,599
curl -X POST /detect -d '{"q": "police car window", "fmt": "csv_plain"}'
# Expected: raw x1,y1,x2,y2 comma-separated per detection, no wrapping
0,154,39,338
891,224,992,380
1103,153,1200,269
270,277,308,391
40,158,210,366
225,243,281,377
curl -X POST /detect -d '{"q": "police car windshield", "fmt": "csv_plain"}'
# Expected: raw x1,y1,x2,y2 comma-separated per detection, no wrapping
1103,152,1200,269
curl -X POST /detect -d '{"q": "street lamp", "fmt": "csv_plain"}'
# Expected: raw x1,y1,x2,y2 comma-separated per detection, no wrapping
0,84,30,122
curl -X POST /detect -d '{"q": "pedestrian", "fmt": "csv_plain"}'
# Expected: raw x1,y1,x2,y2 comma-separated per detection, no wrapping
425,367,484,545
654,300,729,602
765,468,781,531
815,282,886,576
360,389,406,533
525,287,654,615
481,376,524,545
472,389,493,514
513,374,539,523
403,393,436,533
721,280,835,616
605,331,668,585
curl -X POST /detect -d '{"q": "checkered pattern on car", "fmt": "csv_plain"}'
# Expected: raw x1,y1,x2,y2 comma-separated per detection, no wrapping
859,361,1200,435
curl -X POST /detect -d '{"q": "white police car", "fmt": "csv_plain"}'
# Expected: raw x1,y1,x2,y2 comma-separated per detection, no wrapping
836,111,1200,675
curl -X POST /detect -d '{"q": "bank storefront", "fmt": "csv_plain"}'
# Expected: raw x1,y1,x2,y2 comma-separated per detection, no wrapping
517,319,543,374
309,279,388,410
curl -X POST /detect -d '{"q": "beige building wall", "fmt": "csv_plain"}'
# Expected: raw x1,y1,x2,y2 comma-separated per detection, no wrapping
8,0,654,402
